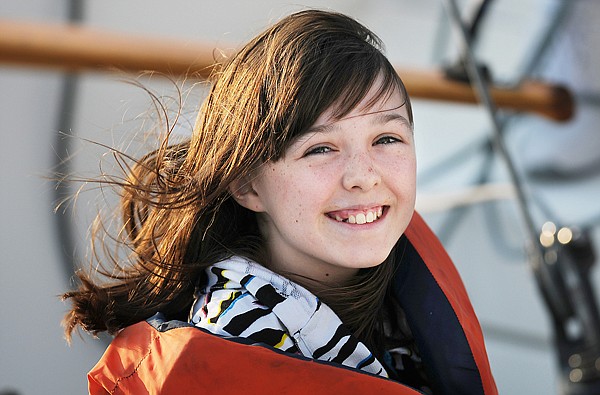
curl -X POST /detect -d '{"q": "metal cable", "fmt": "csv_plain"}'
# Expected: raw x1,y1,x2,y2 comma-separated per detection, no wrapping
441,0,542,264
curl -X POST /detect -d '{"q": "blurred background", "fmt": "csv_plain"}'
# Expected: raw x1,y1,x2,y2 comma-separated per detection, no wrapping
1,0,599,393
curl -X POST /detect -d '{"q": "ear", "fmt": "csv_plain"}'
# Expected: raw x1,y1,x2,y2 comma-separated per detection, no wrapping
228,176,265,213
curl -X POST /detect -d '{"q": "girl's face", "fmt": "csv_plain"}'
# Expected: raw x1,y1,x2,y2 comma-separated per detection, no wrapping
236,81,416,285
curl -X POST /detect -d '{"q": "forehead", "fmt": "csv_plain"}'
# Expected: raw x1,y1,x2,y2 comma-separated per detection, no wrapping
312,84,409,129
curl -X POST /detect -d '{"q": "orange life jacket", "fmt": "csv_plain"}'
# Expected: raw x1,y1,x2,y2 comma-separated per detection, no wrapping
88,212,498,394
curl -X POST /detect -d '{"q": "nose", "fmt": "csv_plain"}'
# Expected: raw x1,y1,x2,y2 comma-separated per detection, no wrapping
342,152,381,191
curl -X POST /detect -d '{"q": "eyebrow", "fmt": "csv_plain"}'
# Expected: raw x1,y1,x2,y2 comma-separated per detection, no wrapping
306,111,413,135
372,112,413,131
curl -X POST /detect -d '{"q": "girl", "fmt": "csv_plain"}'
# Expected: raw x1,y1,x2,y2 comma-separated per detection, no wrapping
63,9,497,394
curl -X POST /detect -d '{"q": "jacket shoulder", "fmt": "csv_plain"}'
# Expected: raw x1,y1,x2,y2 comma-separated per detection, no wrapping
89,318,423,394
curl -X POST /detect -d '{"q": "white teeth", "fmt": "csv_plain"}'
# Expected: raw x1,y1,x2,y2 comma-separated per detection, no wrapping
331,207,385,224
356,213,366,224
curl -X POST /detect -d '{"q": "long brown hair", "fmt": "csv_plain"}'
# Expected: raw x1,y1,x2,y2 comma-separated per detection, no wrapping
62,9,413,350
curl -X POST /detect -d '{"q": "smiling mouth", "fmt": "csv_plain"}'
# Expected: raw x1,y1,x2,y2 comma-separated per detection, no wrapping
326,206,386,225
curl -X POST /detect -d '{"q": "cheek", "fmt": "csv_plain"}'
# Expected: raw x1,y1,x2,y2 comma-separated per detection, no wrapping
405,156,417,188
386,153,416,178
386,155,417,200
274,168,332,218
259,167,308,213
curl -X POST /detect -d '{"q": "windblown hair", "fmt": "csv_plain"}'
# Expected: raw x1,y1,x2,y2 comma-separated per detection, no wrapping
63,9,413,352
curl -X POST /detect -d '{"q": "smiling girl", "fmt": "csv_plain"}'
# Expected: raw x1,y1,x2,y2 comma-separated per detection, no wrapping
63,9,497,394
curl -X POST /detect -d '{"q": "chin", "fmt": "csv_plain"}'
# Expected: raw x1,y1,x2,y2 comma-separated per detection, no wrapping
348,253,391,270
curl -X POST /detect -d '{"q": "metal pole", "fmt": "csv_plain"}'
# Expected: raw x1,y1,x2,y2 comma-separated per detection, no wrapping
440,0,541,263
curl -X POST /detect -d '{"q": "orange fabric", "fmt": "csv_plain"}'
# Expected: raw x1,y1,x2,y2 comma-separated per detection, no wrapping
89,320,423,394
89,211,497,394
404,212,497,395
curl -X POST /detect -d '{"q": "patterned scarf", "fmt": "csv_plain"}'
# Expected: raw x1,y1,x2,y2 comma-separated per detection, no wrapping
189,256,388,378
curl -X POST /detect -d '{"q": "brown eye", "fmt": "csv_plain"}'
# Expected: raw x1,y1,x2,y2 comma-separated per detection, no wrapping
304,146,332,156
374,136,400,145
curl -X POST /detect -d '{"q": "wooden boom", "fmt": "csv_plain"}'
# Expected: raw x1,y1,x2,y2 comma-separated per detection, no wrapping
0,19,574,122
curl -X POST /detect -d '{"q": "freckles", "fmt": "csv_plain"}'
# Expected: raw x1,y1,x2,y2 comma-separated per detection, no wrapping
292,201,303,224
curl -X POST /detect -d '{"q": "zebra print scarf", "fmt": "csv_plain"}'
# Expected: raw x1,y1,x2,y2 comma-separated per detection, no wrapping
189,256,388,378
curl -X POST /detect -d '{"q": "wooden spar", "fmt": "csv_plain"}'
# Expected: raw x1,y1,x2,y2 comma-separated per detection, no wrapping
0,19,574,122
